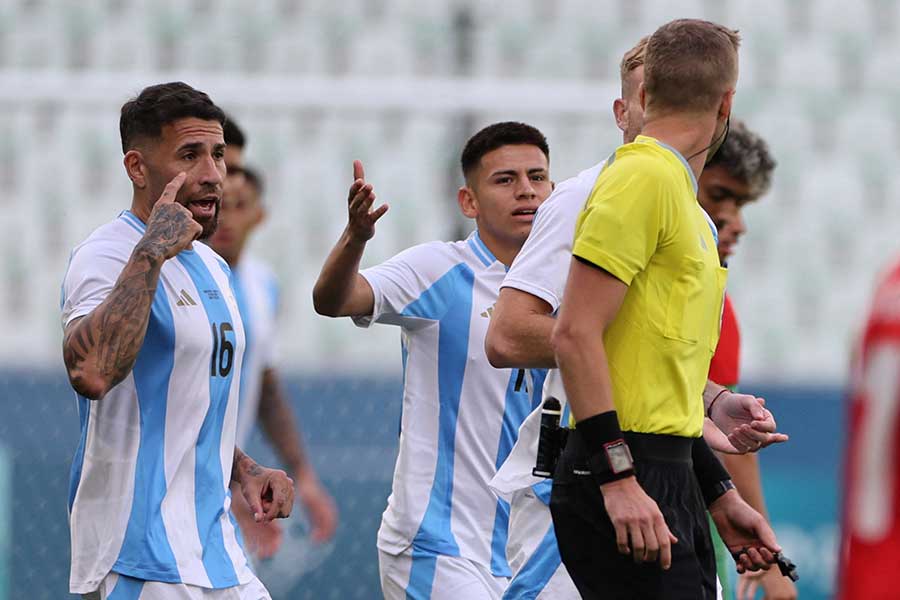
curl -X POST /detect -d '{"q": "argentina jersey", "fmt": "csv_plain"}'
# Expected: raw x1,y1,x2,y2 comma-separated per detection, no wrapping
61,211,253,595
354,231,547,577
227,257,280,449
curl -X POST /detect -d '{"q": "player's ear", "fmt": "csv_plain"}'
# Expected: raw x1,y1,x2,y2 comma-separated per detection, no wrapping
253,203,266,226
550,180,557,191
639,83,647,110
457,186,479,219
123,150,148,189
613,98,627,133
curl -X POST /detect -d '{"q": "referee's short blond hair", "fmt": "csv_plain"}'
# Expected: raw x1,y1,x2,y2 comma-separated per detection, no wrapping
644,19,741,114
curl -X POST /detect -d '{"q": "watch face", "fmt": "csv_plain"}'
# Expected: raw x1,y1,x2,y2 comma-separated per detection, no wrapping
605,440,634,474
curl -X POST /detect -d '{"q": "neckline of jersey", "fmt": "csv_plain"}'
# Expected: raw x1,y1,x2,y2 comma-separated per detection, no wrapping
468,230,509,272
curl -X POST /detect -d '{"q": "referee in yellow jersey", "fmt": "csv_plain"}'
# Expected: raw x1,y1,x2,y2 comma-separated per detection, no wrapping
550,20,782,600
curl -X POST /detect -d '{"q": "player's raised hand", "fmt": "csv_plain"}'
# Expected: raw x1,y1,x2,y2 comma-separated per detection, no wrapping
141,172,202,259
346,160,389,242
711,392,789,453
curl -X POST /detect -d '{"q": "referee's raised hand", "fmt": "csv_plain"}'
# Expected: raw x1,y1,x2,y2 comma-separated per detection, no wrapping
141,172,202,259
346,160,389,242
600,476,679,569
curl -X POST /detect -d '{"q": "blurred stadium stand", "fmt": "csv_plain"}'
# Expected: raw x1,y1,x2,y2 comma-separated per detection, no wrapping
0,0,886,597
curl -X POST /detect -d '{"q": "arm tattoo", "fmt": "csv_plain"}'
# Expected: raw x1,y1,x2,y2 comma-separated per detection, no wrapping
232,447,264,483
63,245,164,398
63,206,198,398
142,207,195,258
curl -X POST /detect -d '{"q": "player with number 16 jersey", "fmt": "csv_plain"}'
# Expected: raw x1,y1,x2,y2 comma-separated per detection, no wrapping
61,82,293,600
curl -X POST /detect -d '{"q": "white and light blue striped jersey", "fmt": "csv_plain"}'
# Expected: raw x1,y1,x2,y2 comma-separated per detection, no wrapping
489,163,604,599
227,257,280,449
61,211,253,595
500,161,606,314
354,230,547,577
491,162,605,502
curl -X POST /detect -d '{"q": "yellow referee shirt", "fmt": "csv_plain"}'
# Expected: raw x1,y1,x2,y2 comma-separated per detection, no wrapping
573,135,727,438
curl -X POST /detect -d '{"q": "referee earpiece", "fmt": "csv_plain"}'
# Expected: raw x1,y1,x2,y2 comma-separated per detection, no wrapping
687,114,731,165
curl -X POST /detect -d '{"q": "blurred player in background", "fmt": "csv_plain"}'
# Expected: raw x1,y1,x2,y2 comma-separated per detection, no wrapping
837,252,900,599
208,119,338,561
487,38,786,600
313,122,552,599
61,82,293,600
549,20,781,599
698,122,794,600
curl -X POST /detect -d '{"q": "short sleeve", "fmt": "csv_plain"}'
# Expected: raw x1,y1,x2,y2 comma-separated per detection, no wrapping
353,242,452,329
572,155,673,285
502,180,586,313
61,238,132,329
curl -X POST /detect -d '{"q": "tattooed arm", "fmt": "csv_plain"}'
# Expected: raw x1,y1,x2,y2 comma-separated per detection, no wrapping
63,173,200,400
232,447,295,522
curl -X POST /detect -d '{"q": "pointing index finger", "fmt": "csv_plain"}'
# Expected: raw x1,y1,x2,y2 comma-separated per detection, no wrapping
158,172,187,204
353,160,365,182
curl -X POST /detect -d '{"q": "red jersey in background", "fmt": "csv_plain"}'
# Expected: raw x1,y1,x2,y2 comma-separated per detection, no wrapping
839,259,900,600
709,293,740,388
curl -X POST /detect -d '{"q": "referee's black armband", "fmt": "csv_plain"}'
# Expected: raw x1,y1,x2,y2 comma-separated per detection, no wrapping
576,411,635,486
692,437,732,506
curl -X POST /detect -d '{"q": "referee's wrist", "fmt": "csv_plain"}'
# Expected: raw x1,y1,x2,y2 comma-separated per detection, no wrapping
576,411,635,486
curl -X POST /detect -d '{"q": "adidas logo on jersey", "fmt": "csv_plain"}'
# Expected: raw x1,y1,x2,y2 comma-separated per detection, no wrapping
481,305,494,319
175,289,198,307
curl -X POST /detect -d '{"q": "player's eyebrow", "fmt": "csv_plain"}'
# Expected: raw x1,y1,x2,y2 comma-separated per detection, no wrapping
175,141,226,154
176,141,205,153
710,184,751,202
490,167,548,178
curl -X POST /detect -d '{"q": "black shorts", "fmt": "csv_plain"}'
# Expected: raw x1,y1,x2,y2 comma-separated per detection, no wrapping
550,431,718,600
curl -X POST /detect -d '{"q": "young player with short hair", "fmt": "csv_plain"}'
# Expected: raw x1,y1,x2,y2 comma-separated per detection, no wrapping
313,122,553,599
